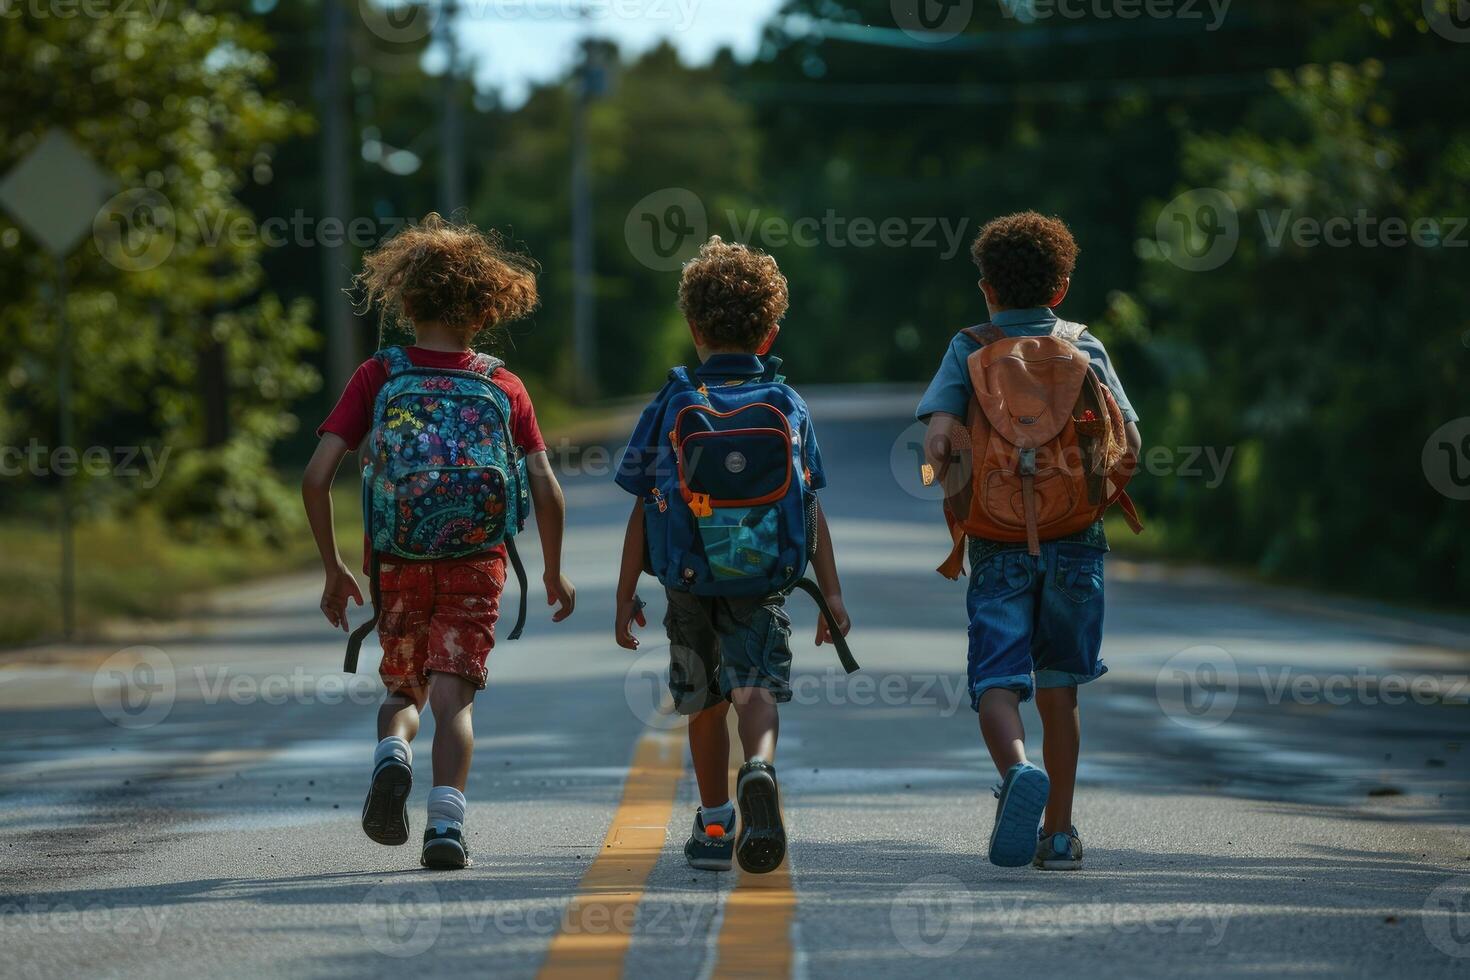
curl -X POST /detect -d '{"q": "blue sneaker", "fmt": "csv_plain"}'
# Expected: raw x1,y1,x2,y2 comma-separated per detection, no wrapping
1034,826,1083,870
987,762,1050,867
420,823,470,869
684,810,734,871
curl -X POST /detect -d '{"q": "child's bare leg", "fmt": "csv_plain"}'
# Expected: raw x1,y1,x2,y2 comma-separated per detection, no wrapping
730,686,778,762
1036,687,1079,833
687,701,732,807
427,673,477,791
378,686,426,742
978,687,1028,777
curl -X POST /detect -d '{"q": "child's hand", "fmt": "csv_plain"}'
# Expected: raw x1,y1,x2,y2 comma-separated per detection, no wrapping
615,595,647,650
321,560,364,632
545,570,576,622
815,593,851,647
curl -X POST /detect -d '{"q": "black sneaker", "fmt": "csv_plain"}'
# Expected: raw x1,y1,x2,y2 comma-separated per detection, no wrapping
735,759,786,874
420,823,470,869
361,757,412,846
684,810,734,871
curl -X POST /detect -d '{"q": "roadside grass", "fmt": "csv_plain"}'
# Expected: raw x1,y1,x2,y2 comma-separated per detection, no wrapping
0,484,360,648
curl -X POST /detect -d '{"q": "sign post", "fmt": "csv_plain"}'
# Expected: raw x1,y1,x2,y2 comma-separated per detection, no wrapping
0,129,117,640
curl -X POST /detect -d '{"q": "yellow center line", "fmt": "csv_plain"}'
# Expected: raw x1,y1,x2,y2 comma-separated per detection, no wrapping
537,726,686,980
710,712,798,979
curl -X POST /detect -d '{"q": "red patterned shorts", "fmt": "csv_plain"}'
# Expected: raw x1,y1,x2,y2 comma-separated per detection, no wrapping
377,554,505,694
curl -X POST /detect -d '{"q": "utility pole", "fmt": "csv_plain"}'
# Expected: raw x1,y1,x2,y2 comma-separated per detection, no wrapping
321,0,356,390
440,0,464,213
570,36,602,396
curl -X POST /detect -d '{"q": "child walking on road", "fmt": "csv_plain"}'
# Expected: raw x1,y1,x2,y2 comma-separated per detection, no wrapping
302,214,575,869
918,212,1142,870
613,237,853,874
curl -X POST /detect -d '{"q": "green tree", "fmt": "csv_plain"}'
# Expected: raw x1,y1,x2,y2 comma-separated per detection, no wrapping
0,6,318,539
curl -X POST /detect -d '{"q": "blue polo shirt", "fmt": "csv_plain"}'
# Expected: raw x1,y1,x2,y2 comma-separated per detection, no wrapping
916,308,1139,425
615,353,827,497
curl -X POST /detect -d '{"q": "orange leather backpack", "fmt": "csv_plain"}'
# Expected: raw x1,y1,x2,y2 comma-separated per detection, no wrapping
935,322,1142,579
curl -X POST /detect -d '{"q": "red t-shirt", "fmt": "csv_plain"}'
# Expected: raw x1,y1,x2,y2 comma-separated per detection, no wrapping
318,347,547,570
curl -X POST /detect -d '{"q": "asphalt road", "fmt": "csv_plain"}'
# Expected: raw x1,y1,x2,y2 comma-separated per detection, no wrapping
2,388,1469,979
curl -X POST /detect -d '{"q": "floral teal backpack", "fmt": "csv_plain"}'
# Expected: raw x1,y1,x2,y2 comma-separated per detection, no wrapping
344,346,530,671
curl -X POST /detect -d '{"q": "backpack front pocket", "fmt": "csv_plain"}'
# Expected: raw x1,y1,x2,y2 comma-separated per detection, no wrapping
391,465,509,557
696,504,783,581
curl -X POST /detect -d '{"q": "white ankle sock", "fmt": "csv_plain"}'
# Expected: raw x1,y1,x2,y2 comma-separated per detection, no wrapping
427,785,467,829
374,735,411,769
700,800,734,829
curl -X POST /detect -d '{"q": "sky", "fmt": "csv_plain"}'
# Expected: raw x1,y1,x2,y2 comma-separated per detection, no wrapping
451,0,787,105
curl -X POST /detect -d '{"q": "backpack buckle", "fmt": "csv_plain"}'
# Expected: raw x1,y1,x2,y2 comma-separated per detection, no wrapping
1018,448,1037,476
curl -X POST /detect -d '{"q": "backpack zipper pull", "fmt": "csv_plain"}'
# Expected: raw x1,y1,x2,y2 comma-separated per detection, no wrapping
689,492,713,518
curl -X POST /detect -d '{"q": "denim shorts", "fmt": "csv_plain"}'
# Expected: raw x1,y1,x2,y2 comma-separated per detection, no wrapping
662,589,793,715
965,537,1108,710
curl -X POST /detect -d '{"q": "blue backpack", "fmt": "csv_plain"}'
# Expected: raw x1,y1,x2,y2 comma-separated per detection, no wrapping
644,358,857,673
344,346,530,672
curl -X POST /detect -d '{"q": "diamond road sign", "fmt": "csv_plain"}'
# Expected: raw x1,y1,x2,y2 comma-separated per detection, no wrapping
0,128,116,257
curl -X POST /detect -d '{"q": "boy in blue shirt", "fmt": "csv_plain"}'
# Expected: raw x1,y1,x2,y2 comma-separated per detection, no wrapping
613,237,850,874
918,212,1141,870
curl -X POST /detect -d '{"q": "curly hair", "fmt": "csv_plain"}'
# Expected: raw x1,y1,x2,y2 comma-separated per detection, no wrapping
353,212,539,345
677,236,789,351
970,212,1079,309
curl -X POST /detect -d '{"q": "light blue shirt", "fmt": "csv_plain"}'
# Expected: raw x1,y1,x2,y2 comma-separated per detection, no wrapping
916,308,1139,424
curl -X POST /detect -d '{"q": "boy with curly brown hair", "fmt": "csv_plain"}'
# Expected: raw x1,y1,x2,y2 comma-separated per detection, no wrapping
613,236,850,874
303,213,575,869
919,212,1142,871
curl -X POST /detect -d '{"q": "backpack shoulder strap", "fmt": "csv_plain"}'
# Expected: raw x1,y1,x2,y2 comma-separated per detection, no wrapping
760,355,786,384
961,324,1005,348
375,345,413,377
467,352,505,378
1053,320,1086,344
668,366,697,390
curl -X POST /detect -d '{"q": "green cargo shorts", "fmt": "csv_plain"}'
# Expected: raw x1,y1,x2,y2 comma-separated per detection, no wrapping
663,589,793,716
